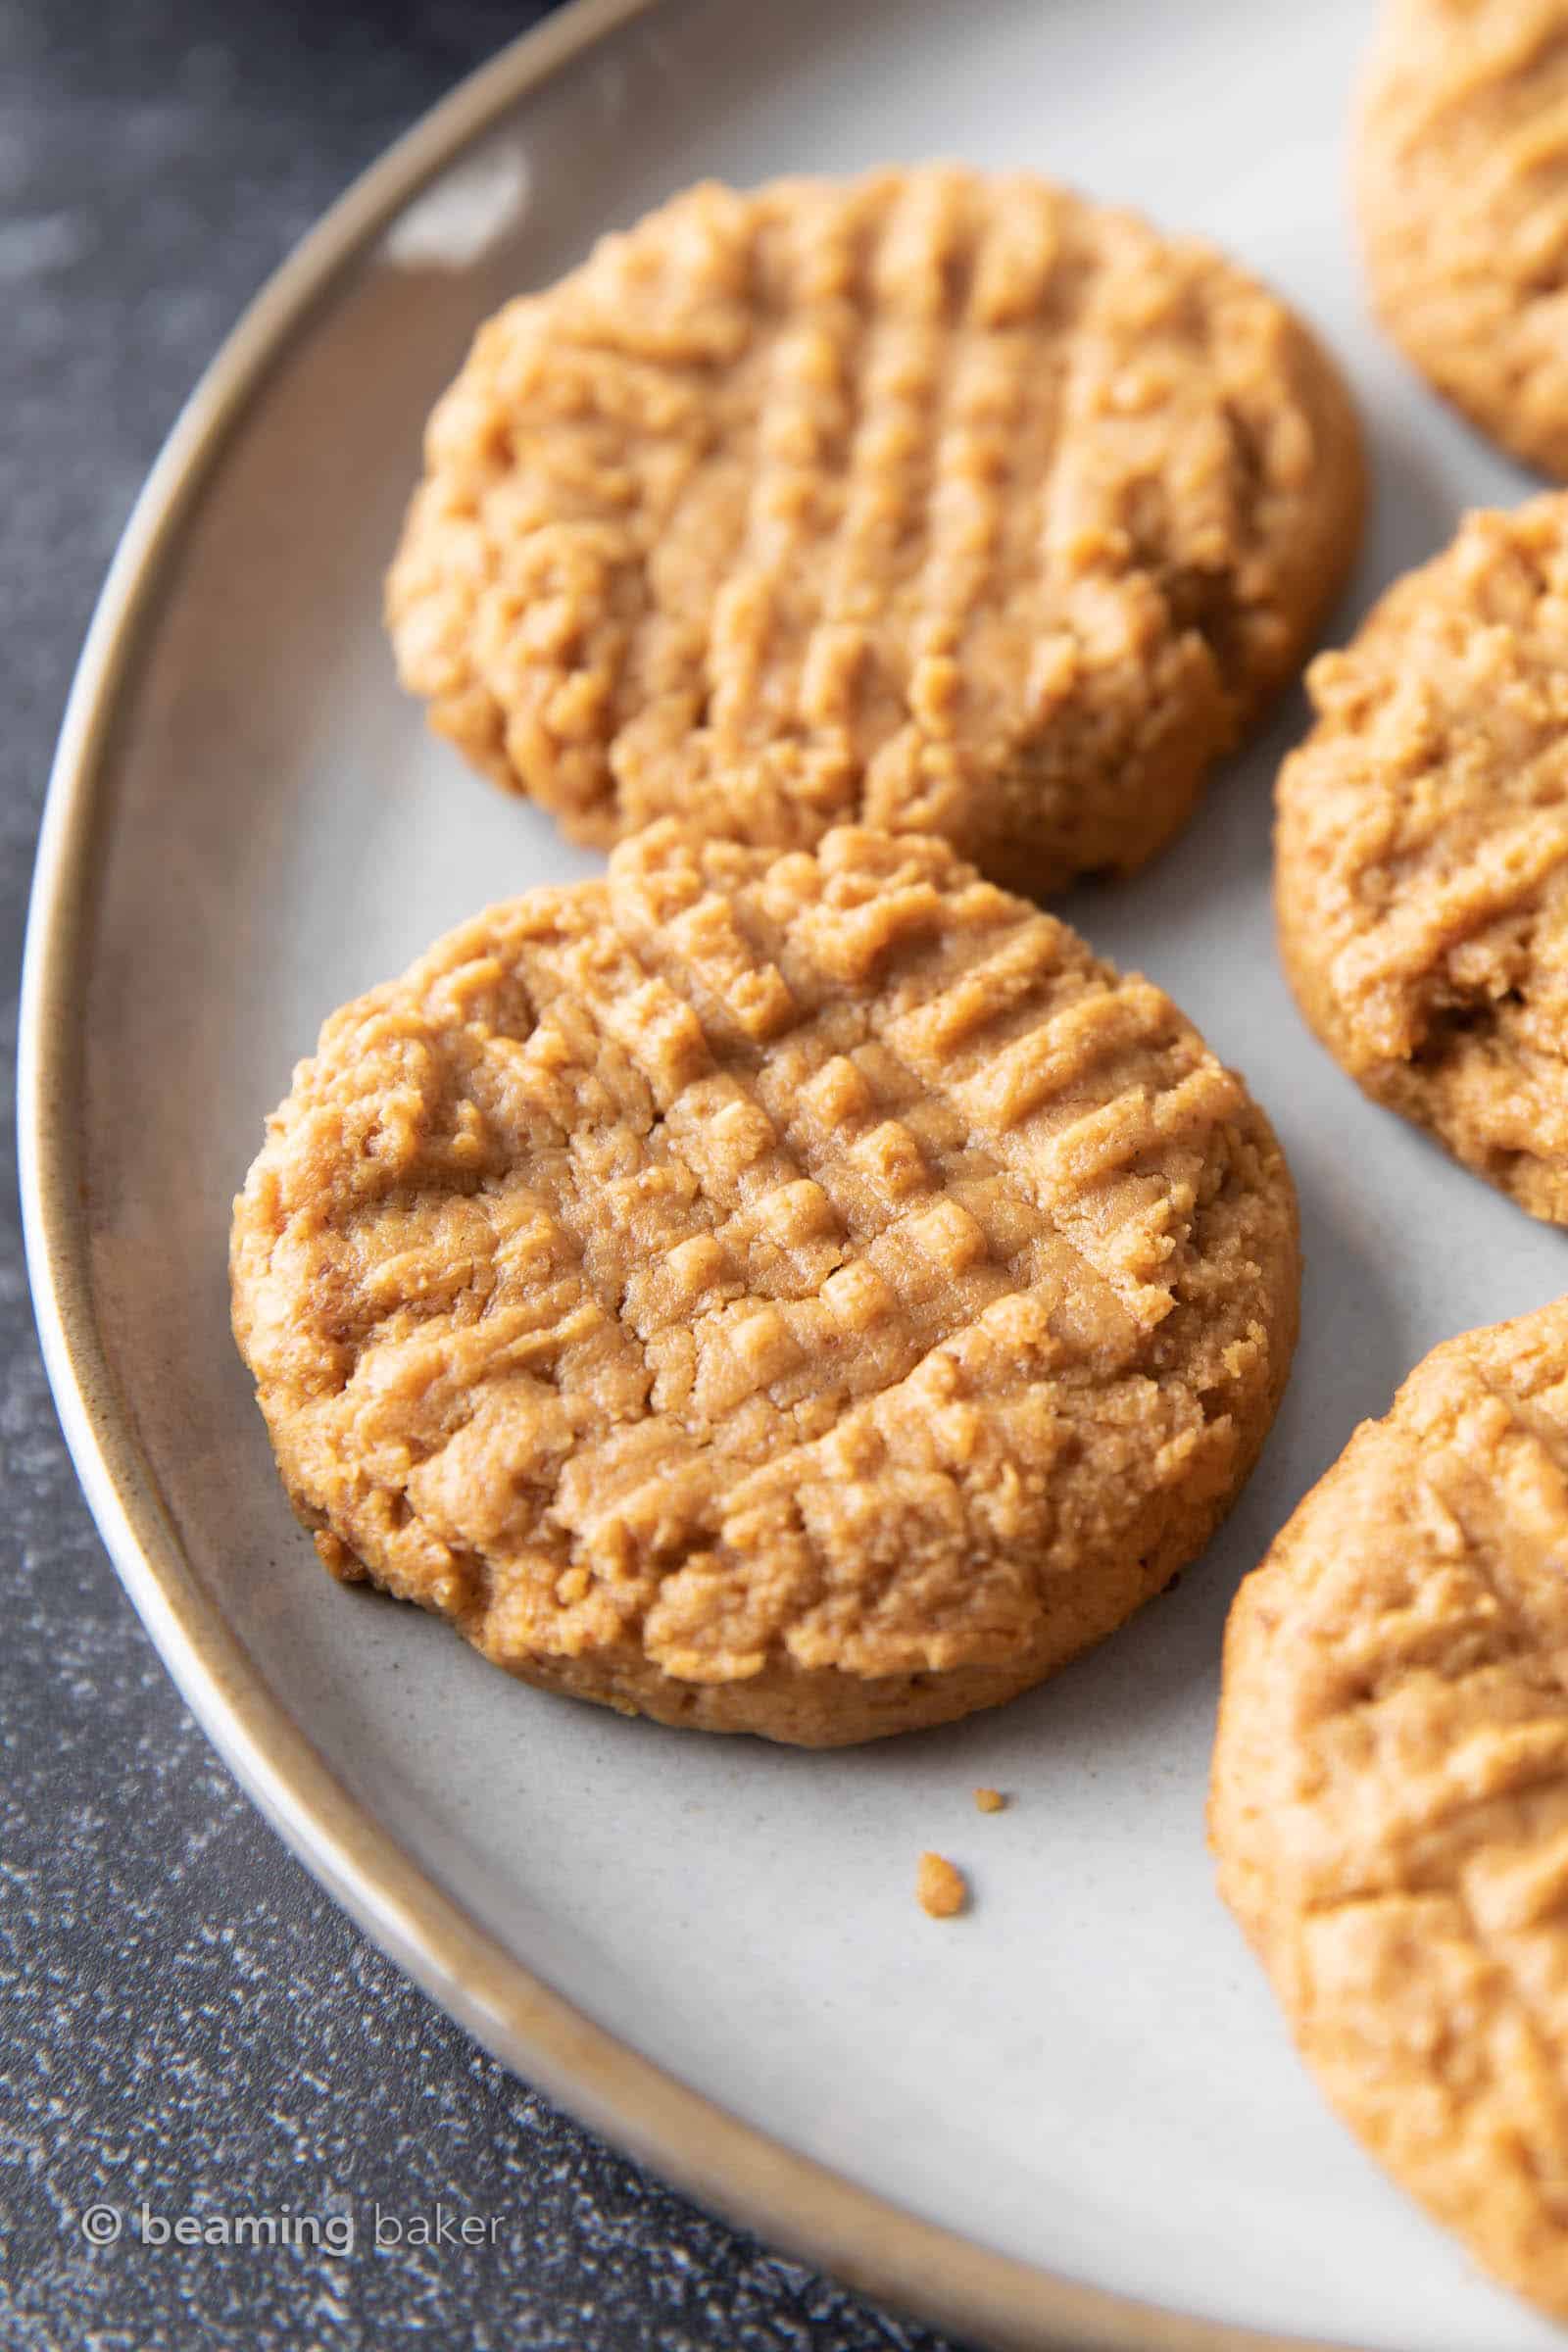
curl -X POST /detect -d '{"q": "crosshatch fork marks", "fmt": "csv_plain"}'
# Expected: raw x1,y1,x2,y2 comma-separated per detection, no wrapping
230,823,1298,1741
388,166,1364,898
1212,1298,1568,2319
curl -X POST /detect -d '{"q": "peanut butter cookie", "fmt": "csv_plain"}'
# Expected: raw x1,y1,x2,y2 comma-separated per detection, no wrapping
387,167,1363,899
1277,494,1568,1224
231,822,1298,1745
1212,1298,1568,2324
1357,0,1568,478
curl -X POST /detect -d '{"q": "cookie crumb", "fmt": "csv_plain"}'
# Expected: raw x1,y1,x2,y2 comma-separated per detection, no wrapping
313,1529,365,1584
917,1851,968,1918
973,1788,1006,1814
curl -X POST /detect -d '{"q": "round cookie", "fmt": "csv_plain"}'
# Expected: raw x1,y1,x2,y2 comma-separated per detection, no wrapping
1357,0,1568,479
387,167,1363,900
1277,493,1568,1225
1211,1298,1568,2323
231,821,1299,1746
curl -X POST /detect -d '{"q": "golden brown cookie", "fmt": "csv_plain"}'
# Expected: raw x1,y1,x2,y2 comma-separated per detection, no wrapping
231,822,1298,1746
1211,1298,1568,2324
1357,0,1568,478
1276,494,1568,1224
387,167,1363,899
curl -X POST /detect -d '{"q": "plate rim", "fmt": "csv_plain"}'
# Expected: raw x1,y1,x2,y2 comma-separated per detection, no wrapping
16,6,1363,2348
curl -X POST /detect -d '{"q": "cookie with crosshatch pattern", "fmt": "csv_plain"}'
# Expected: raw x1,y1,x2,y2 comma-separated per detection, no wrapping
230,822,1298,1743
386,166,1363,900
1211,1296,1568,2324
1356,0,1568,480
1277,493,1568,1225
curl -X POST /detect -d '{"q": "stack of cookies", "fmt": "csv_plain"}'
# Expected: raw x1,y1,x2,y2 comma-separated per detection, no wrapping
229,3,1568,2319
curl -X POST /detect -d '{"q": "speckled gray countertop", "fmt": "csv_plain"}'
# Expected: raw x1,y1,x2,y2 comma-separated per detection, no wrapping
0,7,963,2343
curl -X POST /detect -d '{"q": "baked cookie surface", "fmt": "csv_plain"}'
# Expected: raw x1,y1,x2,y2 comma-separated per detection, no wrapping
231,822,1298,1745
1277,494,1568,1224
1357,0,1568,478
387,167,1363,899
1211,1298,1568,2323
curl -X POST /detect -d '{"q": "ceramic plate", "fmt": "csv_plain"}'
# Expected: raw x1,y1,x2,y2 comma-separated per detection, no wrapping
23,3,1568,2346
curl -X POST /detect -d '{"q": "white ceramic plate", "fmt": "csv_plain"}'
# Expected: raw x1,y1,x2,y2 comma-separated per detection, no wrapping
23,3,1568,2347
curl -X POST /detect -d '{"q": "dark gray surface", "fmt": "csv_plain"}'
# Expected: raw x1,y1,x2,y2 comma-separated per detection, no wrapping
0,6,963,2345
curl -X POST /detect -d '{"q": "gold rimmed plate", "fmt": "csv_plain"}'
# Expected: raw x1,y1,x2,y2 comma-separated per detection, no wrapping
21,4,1566,2347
